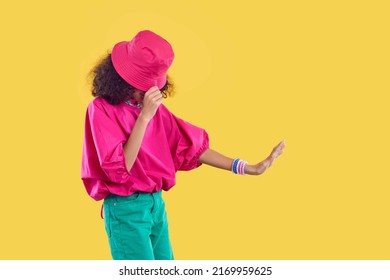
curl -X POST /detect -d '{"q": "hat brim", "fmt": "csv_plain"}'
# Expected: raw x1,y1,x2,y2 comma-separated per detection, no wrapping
111,41,167,92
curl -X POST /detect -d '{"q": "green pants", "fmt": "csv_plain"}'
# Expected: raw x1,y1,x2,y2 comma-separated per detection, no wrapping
103,191,174,260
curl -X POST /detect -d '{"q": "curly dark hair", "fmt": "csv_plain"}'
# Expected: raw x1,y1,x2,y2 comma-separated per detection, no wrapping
89,52,174,105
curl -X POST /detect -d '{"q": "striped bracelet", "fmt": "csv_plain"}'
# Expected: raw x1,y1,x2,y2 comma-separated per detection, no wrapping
232,158,248,175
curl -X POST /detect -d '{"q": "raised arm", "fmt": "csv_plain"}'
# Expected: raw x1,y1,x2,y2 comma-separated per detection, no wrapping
123,87,163,172
198,140,286,175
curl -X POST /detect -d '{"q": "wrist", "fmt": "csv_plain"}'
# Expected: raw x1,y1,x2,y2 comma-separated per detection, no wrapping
246,160,270,176
137,112,151,124
244,164,256,175
265,156,273,165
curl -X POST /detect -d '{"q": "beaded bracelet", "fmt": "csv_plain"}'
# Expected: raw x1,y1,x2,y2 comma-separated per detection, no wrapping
232,158,248,175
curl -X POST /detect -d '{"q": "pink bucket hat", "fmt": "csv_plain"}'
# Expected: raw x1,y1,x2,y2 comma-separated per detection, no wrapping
111,30,175,91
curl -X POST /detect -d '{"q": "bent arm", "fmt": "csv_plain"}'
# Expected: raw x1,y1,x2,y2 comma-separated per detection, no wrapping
123,86,164,172
123,116,149,172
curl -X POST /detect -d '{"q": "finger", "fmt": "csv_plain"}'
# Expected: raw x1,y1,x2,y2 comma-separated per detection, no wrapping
274,143,285,153
147,94,163,105
276,145,284,153
148,90,162,100
144,91,158,100
277,141,285,148
143,94,160,105
146,86,159,93
152,94,164,102
272,149,283,158
144,86,160,97
277,145,284,152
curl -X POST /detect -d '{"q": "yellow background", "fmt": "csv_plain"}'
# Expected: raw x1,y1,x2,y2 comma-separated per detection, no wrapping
0,0,389,259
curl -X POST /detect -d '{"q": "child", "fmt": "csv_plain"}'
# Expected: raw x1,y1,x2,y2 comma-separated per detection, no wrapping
81,30,285,260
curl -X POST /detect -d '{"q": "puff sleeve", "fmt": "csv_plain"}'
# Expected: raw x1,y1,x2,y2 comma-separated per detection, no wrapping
170,114,209,171
82,102,131,185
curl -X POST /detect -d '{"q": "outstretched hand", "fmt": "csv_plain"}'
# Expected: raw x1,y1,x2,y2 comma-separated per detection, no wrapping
269,139,286,161
246,140,286,175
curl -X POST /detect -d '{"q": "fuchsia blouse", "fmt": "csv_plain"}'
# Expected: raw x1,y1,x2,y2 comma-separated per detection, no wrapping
81,97,209,201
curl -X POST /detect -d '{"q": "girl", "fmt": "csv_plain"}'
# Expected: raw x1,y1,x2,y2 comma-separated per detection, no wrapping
81,30,285,260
